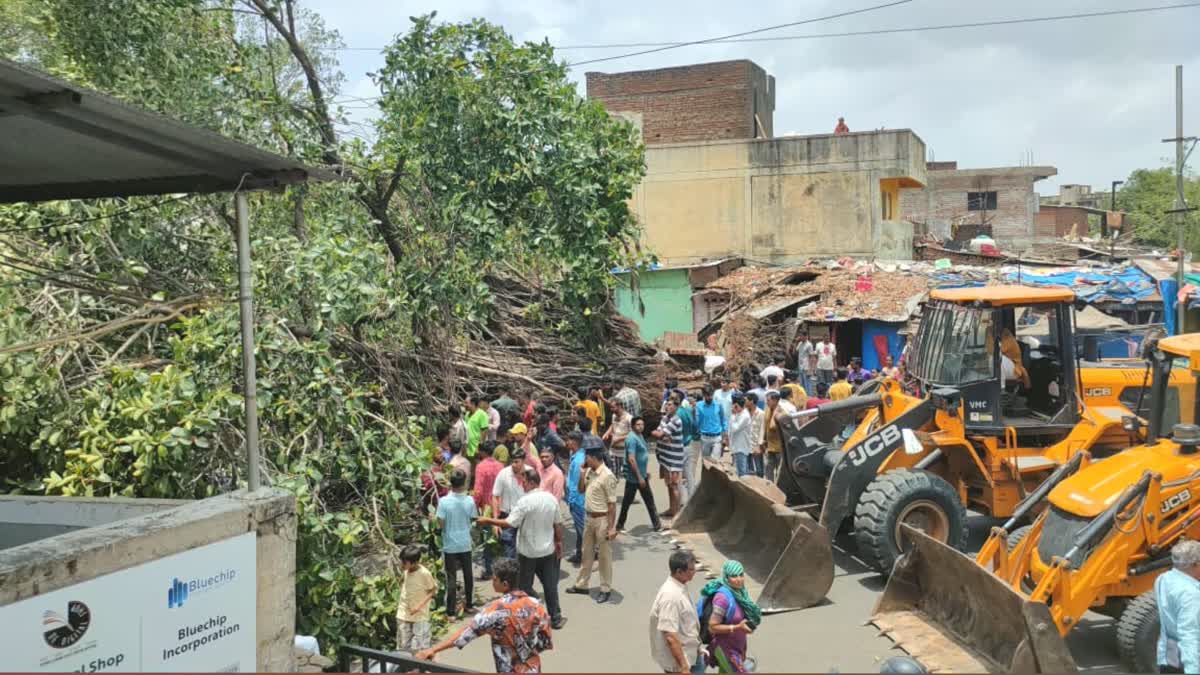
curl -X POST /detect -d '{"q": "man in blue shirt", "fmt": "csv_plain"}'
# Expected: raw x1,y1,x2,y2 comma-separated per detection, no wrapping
747,376,768,411
713,379,736,426
436,469,477,617
1156,540,1200,673
564,430,588,565
695,385,728,460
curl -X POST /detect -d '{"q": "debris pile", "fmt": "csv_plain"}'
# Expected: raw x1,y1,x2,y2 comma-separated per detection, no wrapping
342,273,660,412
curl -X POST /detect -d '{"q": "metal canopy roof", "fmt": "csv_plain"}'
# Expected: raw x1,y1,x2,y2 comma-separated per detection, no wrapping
0,58,336,204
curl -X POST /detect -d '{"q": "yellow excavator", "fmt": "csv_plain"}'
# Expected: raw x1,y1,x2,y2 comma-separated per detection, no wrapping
674,286,1187,613
871,333,1200,673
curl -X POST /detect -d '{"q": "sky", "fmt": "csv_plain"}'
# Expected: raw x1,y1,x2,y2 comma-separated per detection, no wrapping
306,0,1200,194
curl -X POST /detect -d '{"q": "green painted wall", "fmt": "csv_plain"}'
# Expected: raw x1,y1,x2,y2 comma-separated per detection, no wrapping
614,268,694,342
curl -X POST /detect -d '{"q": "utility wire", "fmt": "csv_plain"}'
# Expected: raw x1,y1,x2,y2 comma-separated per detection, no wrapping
316,2,1200,54
326,2,1200,105
566,0,911,67
566,2,1200,50
328,0,910,103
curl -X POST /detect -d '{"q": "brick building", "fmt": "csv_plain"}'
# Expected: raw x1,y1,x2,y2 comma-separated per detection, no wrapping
900,162,1057,249
585,60,775,145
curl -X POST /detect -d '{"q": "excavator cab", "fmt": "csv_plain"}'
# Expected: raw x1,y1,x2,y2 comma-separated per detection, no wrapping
904,286,1079,433
872,333,1200,673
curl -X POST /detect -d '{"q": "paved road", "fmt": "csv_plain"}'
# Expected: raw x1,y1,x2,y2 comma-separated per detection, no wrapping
435,460,1127,673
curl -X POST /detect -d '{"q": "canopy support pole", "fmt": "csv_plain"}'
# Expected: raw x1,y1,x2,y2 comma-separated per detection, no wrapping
235,192,261,491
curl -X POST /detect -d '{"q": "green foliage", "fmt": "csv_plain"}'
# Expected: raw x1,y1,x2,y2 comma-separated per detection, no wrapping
0,2,650,655
367,14,651,338
1118,167,1200,253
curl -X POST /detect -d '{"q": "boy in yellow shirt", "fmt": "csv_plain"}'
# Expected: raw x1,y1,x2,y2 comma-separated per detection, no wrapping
828,371,853,401
396,545,438,653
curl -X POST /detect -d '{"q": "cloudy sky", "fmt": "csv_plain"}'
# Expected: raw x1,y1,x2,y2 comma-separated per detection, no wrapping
307,0,1200,193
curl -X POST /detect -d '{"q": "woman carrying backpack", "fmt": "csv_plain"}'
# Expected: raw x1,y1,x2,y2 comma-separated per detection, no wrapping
698,560,761,672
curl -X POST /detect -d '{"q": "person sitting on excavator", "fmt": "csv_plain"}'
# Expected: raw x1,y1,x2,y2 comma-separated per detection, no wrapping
1000,328,1031,389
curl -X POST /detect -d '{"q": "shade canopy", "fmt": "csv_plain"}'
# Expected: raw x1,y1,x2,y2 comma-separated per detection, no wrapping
0,58,335,204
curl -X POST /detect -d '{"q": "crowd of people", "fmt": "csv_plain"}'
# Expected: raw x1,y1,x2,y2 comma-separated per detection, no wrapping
396,336,904,672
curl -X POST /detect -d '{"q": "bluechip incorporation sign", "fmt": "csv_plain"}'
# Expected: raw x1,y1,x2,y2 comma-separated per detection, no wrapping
0,532,256,671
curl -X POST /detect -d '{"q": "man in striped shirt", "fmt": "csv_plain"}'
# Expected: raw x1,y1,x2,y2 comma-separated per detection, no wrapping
652,398,686,518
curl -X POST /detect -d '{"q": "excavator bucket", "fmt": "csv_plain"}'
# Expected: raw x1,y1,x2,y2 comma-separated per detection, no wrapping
672,461,834,612
871,526,1076,673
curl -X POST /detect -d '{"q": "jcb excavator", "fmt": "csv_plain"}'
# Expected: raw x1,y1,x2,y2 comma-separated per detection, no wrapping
871,333,1200,673
673,286,1188,612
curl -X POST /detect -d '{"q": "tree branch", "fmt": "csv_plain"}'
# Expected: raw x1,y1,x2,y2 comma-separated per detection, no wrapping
243,0,340,166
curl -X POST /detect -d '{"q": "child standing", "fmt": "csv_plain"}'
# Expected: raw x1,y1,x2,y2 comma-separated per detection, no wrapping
396,545,437,653
437,469,477,617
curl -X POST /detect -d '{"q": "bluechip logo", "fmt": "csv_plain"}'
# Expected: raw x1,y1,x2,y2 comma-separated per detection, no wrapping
168,578,189,609
167,569,237,609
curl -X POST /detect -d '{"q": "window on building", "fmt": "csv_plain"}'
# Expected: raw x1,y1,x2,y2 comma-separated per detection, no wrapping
967,191,998,211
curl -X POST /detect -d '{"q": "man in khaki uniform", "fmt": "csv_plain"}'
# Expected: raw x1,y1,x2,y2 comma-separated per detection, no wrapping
566,446,619,603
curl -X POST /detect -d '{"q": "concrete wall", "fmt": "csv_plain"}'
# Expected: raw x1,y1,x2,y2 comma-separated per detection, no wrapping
899,165,1056,249
632,130,927,265
0,495,184,550
587,60,775,145
0,489,297,671
614,268,694,342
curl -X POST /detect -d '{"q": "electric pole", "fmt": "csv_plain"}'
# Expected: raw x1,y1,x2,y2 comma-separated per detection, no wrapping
1176,66,1185,302
1163,65,1196,333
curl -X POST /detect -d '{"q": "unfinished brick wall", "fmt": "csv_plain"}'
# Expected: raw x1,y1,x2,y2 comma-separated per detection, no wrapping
586,60,775,145
901,168,1052,249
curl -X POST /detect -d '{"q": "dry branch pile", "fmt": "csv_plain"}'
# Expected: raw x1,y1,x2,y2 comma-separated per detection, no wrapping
340,273,661,412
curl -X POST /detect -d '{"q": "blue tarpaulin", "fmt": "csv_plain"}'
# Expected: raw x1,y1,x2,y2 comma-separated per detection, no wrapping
861,320,904,371
1004,267,1156,304
1162,279,1179,335
928,273,987,289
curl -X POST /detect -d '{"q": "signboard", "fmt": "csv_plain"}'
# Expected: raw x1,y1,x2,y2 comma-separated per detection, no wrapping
0,532,256,672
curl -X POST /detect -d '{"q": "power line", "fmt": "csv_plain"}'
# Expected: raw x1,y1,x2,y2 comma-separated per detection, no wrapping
329,1,909,103
314,2,1200,54
565,0,912,67
326,2,1200,106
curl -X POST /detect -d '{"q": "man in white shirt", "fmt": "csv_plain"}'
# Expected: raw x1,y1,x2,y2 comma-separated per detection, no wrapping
778,387,798,415
491,449,527,560
815,339,837,387
747,392,766,478
479,466,566,630
759,363,784,385
796,331,815,393
728,395,753,478
649,550,702,674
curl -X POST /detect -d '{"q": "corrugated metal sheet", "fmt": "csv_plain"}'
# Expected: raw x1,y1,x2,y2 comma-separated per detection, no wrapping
0,58,335,202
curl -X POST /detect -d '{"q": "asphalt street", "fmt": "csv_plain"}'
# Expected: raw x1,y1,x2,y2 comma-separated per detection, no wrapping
434,458,1127,673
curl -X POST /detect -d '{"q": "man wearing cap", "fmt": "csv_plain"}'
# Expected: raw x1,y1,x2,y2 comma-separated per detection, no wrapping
566,446,620,603
492,448,528,560
509,421,543,472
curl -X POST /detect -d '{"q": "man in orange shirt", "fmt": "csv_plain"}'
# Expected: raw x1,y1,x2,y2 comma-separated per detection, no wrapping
834,117,850,134
574,387,601,433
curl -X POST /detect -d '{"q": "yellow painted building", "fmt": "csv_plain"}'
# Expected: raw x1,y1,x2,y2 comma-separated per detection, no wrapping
631,129,927,265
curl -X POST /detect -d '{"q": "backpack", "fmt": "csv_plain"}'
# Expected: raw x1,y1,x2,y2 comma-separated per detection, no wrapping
696,586,735,645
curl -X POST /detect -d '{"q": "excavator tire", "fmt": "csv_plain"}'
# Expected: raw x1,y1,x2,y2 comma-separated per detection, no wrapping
854,468,968,575
1006,525,1032,553
1117,591,1159,673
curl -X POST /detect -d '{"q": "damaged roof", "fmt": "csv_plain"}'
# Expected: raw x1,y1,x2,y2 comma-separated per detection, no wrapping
702,264,931,326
